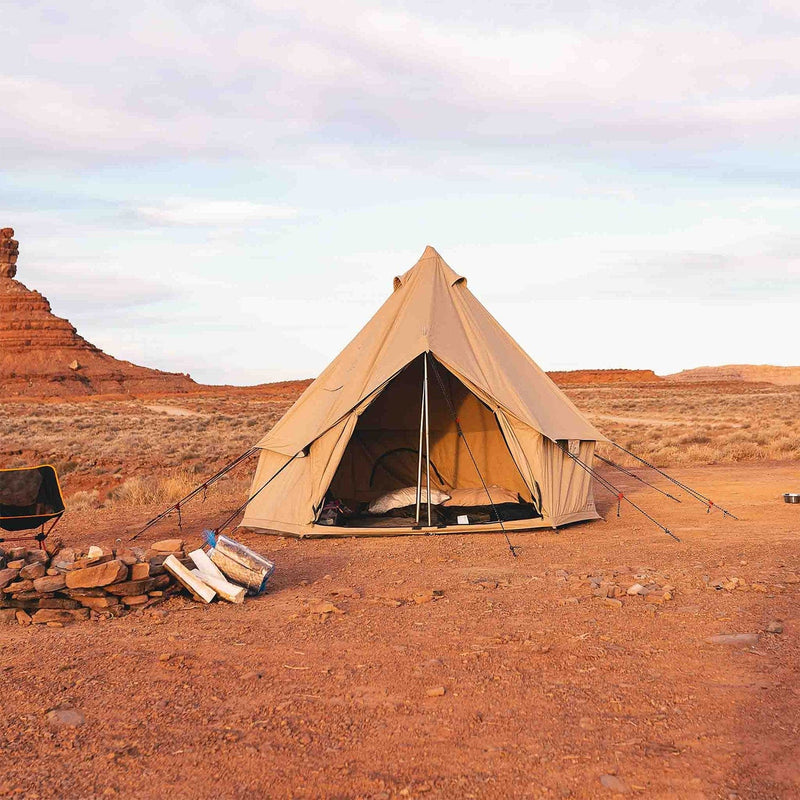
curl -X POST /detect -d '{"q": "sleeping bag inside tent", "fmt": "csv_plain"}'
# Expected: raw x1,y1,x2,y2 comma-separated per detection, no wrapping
240,246,605,538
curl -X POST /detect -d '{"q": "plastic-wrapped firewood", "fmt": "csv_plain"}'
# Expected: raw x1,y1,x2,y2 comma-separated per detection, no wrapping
206,533,274,595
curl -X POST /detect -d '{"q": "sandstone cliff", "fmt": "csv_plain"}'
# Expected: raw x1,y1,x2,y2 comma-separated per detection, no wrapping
0,228,197,397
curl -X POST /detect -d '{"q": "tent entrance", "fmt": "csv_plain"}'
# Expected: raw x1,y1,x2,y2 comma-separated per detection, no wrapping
324,355,541,529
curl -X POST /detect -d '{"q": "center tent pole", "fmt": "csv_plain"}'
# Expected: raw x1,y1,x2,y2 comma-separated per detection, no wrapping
424,353,432,527
415,358,426,525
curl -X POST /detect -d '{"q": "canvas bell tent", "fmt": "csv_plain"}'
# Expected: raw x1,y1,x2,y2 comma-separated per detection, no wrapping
239,246,607,538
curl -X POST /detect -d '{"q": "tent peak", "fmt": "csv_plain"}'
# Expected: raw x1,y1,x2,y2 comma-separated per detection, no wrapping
393,245,465,291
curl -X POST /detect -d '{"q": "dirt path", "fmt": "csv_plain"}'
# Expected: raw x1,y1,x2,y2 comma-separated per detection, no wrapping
1,462,798,799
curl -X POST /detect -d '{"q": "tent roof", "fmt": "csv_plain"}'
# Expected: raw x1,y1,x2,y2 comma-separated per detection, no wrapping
258,246,605,455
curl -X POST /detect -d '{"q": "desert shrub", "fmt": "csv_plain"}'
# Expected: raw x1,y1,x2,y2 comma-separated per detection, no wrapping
107,468,197,507
68,489,101,511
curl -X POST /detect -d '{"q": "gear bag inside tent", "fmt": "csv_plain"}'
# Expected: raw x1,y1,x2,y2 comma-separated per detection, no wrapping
239,246,606,538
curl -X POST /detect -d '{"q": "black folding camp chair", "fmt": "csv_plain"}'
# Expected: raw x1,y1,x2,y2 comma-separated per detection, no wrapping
0,465,65,546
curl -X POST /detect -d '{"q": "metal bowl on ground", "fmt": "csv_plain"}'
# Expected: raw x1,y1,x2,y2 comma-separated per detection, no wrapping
784,493,800,504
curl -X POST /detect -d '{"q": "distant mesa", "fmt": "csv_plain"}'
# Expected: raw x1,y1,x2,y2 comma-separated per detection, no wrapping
0,227,197,397
667,365,800,386
548,368,663,386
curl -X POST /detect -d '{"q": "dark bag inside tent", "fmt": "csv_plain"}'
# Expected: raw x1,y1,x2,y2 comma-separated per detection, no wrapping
0,465,65,534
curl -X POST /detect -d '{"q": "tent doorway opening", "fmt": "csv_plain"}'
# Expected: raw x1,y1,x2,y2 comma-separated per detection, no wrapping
323,355,542,529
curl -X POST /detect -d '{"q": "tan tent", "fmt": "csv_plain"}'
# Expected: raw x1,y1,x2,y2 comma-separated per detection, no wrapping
241,246,605,538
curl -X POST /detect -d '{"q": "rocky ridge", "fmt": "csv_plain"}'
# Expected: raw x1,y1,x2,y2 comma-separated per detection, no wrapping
0,227,197,396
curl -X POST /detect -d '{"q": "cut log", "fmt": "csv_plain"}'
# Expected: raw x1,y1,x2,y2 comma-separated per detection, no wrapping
189,569,244,604
188,549,225,581
65,560,128,589
163,555,215,603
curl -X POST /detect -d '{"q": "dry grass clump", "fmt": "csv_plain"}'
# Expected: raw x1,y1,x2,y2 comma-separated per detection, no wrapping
106,468,199,507
571,381,800,467
67,489,102,511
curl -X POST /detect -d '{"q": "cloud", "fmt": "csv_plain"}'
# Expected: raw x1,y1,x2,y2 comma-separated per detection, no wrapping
134,199,298,226
2,2,800,170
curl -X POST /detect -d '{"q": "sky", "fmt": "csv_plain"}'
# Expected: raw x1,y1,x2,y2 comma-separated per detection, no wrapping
1,1,798,385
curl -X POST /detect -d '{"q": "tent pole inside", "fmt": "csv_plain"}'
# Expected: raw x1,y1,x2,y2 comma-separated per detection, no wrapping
414,365,425,524
424,353,432,527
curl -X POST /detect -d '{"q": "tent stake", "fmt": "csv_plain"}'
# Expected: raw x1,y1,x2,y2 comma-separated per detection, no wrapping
558,444,680,542
609,442,739,520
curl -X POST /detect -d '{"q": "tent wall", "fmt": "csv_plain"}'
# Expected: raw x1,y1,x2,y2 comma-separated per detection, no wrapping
241,416,357,534
497,415,598,523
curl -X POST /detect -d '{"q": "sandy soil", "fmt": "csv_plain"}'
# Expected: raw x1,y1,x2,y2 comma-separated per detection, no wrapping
1,461,799,799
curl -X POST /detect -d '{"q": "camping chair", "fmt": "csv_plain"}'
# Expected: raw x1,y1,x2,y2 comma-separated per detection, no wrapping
0,465,65,547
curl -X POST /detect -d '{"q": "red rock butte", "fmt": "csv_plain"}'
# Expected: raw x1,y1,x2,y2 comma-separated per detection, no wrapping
0,228,197,397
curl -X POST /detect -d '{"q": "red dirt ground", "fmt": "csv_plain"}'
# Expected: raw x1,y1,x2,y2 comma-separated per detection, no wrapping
1,461,799,799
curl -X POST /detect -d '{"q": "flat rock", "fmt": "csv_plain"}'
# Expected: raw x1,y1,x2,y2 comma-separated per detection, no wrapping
706,633,760,647
65,560,128,589
105,575,169,596
19,562,46,580
38,598,81,610
0,568,20,590
150,538,185,553
3,579,34,594
626,583,647,596
122,594,149,606
130,562,150,580
766,621,784,634
78,595,120,610
33,574,67,593
32,608,90,624
426,686,446,697
46,708,85,728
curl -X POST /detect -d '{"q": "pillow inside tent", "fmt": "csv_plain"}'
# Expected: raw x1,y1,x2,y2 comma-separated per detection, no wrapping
368,486,451,515
442,485,520,507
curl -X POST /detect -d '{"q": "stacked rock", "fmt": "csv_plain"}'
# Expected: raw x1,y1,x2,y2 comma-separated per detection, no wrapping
0,539,193,626
0,228,19,279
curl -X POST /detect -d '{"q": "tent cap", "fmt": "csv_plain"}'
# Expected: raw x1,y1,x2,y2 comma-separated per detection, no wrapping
393,245,466,291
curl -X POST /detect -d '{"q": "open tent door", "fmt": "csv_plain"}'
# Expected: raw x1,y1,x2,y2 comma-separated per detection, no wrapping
324,355,541,529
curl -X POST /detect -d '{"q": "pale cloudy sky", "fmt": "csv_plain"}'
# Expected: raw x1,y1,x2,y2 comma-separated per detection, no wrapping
1,1,798,384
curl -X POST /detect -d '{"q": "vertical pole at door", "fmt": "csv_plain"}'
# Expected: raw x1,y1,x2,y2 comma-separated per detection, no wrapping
424,353,432,527
415,357,426,526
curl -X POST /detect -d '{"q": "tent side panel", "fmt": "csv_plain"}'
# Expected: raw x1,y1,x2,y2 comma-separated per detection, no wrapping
240,448,312,532
502,419,598,523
